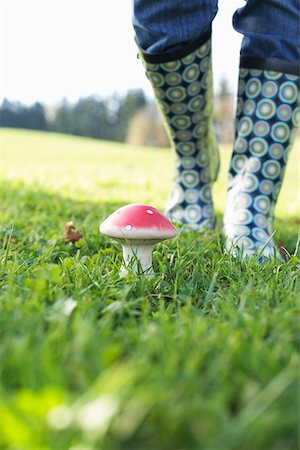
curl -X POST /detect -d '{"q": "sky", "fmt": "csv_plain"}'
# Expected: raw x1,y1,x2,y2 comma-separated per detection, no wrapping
0,0,245,105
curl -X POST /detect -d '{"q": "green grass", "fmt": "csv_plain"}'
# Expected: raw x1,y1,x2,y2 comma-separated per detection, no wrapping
0,128,299,450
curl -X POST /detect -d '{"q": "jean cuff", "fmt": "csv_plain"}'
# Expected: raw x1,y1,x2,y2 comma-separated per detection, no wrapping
140,27,211,64
240,56,299,76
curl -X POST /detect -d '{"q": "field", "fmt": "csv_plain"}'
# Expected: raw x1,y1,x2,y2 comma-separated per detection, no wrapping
0,128,299,450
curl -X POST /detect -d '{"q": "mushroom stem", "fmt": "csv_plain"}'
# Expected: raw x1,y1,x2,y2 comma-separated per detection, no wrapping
121,243,154,276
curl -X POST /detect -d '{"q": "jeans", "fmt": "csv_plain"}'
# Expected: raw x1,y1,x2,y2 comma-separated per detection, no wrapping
132,0,299,74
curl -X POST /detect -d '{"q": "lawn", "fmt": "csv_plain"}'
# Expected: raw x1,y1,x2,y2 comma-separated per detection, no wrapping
0,128,299,450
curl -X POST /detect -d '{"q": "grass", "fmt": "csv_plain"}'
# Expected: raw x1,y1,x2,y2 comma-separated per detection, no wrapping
0,128,299,450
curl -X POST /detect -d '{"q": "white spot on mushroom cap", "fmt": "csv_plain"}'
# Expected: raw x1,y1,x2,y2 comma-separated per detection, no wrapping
125,225,132,230
146,209,154,215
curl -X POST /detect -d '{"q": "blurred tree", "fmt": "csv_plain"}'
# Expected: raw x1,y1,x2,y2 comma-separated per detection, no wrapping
28,103,47,130
117,89,147,141
213,76,234,143
0,99,16,127
50,98,72,134
219,77,231,100
127,104,170,148
49,90,147,142
0,90,150,144
0,99,47,130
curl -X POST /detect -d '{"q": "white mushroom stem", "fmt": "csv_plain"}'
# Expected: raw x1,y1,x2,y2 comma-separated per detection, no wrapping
121,243,154,276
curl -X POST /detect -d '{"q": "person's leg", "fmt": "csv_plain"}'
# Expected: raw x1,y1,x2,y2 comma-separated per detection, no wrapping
133,0,218,57
133,0,219,230
233,0,299,74
224,0,299,259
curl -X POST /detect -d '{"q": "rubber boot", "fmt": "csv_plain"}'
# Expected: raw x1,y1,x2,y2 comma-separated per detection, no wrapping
224,69,299,259
141,39,219,230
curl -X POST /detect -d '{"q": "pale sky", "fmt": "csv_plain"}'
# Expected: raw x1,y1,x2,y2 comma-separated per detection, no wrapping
0,0,244,105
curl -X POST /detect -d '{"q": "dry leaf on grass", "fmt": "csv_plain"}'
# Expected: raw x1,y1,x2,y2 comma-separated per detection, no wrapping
64,221,83,243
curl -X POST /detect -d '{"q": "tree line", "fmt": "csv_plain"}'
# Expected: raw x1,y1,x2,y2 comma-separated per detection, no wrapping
0,79,235,145
0,89,148,143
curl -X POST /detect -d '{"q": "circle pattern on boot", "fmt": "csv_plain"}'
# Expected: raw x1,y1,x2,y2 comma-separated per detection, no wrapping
226,69,299,258
144,39,216,230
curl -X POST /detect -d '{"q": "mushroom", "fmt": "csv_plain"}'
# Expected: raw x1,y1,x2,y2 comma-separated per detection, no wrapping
100,203,177,275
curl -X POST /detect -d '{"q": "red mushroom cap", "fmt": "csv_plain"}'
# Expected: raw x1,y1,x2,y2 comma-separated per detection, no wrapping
100,203,177,241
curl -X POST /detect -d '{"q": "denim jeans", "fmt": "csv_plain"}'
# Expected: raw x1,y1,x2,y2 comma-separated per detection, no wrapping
132,0,299,74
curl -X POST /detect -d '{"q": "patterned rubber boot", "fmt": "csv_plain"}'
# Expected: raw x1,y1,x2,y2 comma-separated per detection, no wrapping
224,69,299,259
141,39,219,231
